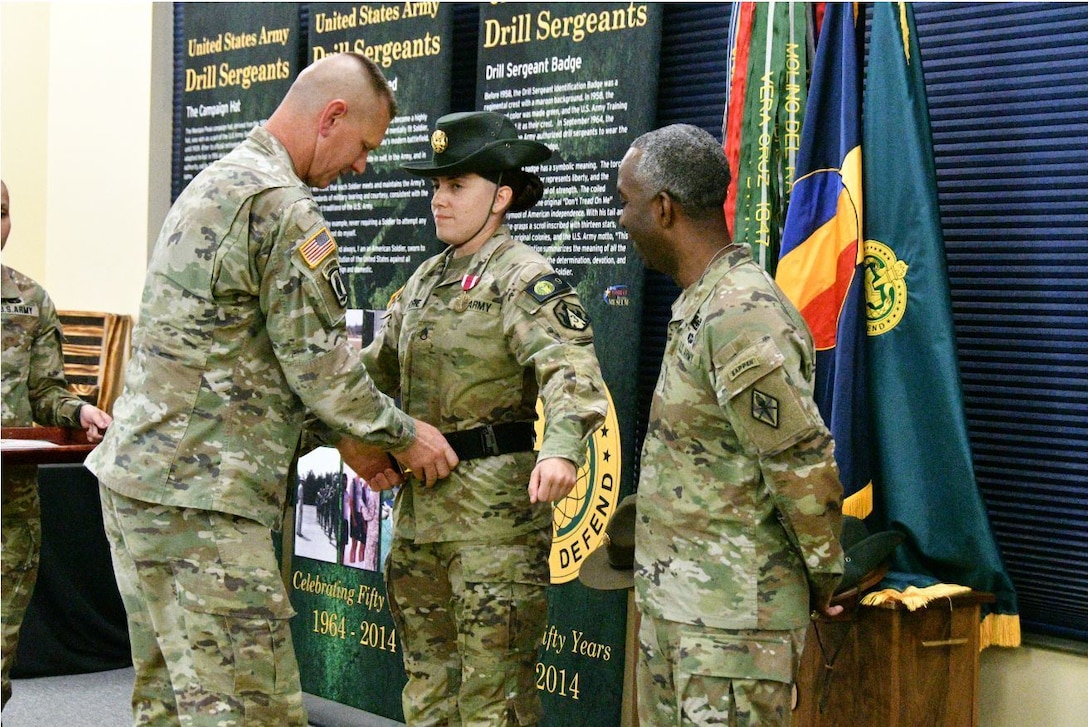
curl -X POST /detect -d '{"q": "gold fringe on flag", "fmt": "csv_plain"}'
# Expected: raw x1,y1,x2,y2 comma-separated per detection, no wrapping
861,584,1022,649
979,613,1022,649
841,482,872,519
861,582,972,610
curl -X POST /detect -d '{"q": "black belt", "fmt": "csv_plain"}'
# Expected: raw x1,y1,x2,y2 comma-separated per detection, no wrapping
444,422,536,461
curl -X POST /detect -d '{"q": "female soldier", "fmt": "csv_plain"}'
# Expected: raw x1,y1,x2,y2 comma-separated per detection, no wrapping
360,112,607,725
1,180,112,708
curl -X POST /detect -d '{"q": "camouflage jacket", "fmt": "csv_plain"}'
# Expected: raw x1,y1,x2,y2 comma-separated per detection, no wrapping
361,227,607,543
1,265,84,429
86,126,415,530
635,246,843,631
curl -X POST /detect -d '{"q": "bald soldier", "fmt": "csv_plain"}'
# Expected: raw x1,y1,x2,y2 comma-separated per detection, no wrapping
86,53,457,726
617,125,844,726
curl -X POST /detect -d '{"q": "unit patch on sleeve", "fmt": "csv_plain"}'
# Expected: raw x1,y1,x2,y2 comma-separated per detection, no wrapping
322,260,349,308
299,228,337,269
751,389,780,428
525,273,572,304
553,300,590,331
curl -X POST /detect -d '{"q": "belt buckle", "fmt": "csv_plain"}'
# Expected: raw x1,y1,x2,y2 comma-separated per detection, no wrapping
481,424,500,457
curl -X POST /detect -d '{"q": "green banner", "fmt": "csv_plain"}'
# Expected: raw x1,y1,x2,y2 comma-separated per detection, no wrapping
175,3,301,191
477,4,661,724
290,3,455,721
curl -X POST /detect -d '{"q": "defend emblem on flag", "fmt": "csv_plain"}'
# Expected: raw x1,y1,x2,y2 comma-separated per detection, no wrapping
299,228,337,269
863,240,909,335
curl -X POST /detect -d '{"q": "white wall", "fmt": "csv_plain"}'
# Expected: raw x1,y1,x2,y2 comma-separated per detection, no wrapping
1,1,170,317
2,4,1086,726
980,642,1088,727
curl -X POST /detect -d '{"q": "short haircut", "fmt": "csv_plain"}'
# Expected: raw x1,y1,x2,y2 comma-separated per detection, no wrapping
344,53,399,119
629,124,730,220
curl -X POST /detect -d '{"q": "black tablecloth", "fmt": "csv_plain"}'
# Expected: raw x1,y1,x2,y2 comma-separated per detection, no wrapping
11,464,131,677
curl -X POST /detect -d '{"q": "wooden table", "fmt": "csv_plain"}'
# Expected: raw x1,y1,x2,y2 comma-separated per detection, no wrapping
795,591,995,727
2,426,96,465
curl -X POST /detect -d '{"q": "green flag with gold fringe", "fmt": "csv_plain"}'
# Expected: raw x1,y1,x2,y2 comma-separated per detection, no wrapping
860,1,1019,648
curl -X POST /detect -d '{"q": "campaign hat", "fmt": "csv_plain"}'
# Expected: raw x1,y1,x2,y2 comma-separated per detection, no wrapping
831,515,905,604
402,111,552,177
579,495,636,591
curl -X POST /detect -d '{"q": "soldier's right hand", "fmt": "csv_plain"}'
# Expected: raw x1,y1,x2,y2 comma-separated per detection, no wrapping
391,419,459,487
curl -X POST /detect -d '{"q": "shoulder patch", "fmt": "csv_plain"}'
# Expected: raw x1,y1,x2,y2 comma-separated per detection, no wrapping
298,228,337,269
553,300,590,331
525,273,572,304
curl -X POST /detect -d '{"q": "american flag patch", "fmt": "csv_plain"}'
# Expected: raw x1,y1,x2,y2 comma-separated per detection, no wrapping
299,228,337,269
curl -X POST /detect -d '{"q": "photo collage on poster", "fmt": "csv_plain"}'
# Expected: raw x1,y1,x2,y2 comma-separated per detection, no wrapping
293,309,391,573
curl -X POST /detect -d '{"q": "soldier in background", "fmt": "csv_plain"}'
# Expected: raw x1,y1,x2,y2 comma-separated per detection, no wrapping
1,179,112,709
616,125,844,726
358,111,608,725
85,54,457,726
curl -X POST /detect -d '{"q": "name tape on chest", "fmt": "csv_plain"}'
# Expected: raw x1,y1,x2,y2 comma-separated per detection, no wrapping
1,301,38,316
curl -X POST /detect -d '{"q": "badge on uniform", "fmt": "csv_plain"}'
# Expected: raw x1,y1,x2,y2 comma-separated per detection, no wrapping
322,261,349,308
299,228,337,269
526,272,571,304
554,300,590,331
751,389,780,428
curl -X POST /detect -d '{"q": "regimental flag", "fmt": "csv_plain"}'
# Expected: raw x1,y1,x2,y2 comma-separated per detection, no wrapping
776,2,873,518
723,1,810,273
862,2,1019,647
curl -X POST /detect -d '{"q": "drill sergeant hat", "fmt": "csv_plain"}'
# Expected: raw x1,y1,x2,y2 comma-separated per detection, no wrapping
403,111,552,177
579,494,637,591
831,515,906,604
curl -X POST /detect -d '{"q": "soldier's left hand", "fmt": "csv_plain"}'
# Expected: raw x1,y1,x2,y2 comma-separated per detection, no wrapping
528,457,577,503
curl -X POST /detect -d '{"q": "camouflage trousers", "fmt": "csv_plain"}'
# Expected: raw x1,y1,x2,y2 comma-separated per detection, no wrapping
99,487,305,726
637,614,806,726
1,465,40,709
385,528,551,727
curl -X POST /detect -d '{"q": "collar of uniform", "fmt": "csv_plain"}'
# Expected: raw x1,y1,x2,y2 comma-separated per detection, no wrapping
1,265,21,298
249,124,301,185
669,244,752,323
435,225,514,289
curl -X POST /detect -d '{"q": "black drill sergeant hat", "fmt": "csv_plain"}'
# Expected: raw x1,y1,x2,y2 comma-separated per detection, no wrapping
579,494,636,591
830,515,906,605
402,111,552,212
403,111,552,177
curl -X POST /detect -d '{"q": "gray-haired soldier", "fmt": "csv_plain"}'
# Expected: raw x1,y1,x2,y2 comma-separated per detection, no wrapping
617,124,844,726
86,54,457,726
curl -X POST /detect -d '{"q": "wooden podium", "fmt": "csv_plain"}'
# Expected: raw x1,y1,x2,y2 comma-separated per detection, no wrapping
794,591,994,727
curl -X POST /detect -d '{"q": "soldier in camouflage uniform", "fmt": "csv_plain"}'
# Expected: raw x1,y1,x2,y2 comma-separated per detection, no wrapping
360,111,607,725
617,125,844,726
84,55,457,726
1,180,113,709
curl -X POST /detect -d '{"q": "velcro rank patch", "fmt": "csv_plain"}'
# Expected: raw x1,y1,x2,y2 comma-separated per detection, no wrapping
525,273,572,304
298,228,337,269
